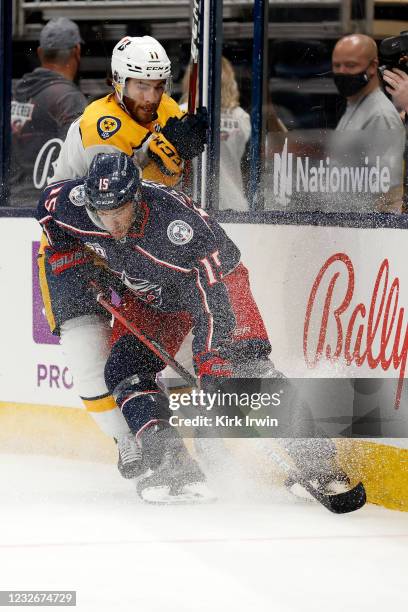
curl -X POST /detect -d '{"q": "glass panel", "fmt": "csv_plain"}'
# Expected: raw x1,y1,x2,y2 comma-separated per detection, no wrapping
265,129,404,213
10,15,98,208
262,2,407,215
5,0,407,215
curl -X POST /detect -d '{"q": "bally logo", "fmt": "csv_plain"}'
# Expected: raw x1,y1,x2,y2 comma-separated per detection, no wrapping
304,253,408,408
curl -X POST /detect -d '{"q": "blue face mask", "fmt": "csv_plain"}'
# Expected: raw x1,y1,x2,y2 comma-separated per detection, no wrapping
333,70,370,97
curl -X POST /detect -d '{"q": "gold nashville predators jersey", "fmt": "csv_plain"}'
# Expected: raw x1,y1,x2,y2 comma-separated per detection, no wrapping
53,93,186,187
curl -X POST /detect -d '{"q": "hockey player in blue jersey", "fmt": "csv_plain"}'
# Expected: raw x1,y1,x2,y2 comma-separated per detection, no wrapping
36,152,274,502
37,152,361,507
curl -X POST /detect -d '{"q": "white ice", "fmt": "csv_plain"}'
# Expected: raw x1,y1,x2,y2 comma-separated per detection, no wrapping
0,453,407,611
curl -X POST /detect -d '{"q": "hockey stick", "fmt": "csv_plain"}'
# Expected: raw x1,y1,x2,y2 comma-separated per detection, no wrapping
183,0,201,192
188,0,200,116
263,446,366,514
88,279,196,388
89,278,366,513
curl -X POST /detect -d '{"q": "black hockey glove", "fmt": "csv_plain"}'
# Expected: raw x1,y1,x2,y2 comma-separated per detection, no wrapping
161,107,209,160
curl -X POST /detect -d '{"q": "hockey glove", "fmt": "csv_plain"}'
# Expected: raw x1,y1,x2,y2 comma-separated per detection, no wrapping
194,352,233,391
161,107,209,160
48,248,91,275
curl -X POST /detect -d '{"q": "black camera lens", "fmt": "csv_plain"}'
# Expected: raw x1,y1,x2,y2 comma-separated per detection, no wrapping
380,32,408,58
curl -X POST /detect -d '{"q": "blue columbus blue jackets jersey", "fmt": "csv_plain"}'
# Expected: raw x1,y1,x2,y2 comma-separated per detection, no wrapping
37,179,241,358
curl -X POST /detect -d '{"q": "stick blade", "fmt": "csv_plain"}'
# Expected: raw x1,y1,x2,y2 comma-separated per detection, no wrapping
324,481,367,514
297,477,367,514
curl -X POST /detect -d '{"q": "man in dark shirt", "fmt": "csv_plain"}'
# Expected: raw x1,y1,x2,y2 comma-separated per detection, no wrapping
10,18,87,206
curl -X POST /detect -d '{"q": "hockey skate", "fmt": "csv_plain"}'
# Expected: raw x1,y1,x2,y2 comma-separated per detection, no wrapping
115,432,146,480
136,423,216,504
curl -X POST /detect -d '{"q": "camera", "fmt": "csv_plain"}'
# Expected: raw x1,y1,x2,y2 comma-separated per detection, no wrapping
378,31,408,77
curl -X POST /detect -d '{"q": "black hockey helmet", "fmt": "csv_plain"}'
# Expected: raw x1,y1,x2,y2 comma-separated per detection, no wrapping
84,152,141,211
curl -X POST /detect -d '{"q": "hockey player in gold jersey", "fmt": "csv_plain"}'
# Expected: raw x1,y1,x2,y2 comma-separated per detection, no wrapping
53,35,208,186
44,36,208,478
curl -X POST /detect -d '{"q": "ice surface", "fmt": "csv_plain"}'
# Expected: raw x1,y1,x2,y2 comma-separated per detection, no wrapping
0,454,407,611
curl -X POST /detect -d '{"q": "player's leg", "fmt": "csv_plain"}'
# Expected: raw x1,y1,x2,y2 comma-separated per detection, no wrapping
199,347,350,497
105,300,211,502
59,314,129,433
37,238,132,468
219,263,352,493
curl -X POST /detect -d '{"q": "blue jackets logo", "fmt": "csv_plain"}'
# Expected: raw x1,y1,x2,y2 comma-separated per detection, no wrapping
167,220,194,245
120,271,163,305
97,116,121,140
69,184,86,206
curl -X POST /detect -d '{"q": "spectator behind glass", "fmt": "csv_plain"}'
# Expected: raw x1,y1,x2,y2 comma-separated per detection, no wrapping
383,63,408,118
181,57,250,211
382,61,408,211
331,34,405,213
10,18,87,207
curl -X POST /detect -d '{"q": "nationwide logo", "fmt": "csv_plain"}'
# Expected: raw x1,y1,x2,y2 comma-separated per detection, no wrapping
273,138,391,206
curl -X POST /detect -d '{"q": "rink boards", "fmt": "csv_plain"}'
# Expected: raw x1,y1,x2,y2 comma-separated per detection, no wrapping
1,217,407,511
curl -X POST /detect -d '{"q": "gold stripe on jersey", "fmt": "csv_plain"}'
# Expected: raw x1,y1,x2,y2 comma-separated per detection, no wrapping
79,93,185,186
38,232,57,334
82,394,117,413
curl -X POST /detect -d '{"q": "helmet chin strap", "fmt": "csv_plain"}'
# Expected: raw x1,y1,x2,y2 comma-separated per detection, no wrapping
112,86,127,110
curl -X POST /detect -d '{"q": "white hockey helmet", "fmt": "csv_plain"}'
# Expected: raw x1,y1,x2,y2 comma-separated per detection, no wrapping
111,36,172,101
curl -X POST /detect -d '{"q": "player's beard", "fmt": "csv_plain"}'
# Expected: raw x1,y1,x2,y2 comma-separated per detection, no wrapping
124,97,159,125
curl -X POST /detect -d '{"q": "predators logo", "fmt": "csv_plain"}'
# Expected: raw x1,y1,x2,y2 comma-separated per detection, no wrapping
97,116,121,140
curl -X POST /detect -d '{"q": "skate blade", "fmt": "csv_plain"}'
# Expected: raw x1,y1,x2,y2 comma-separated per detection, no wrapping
139,482,217,505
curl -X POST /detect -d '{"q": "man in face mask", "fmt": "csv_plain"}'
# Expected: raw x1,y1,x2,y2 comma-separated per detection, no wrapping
330,34,405,212
332,34,403,132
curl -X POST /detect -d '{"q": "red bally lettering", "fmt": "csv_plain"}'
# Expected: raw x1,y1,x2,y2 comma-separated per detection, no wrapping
303,252,408,408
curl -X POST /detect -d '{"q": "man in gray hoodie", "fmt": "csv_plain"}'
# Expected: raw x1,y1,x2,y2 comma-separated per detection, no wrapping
10,18,87,206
